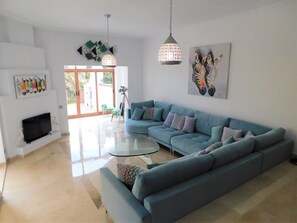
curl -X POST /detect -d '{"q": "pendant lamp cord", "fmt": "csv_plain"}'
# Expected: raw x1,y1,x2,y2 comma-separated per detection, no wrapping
105,14,111,46
170,0,172,36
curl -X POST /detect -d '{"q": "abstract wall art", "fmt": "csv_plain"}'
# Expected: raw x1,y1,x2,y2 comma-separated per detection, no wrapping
77,40,115,63
14,75,47,99
188,43,231,99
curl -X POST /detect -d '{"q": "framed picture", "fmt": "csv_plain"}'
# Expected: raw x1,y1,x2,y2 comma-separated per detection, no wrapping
188,43,231,99
14,75,47,99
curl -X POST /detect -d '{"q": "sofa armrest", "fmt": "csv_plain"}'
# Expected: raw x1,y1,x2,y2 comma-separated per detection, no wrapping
257,138,294,173
100,167,151,223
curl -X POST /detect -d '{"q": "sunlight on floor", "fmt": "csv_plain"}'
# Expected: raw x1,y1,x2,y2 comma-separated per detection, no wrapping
68,115,125,177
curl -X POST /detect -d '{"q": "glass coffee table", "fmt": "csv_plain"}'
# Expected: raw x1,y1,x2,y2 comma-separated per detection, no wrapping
109,134,160,164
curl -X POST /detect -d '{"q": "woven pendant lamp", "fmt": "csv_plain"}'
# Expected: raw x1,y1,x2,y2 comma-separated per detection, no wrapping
158,0,182,65
102,14,117,68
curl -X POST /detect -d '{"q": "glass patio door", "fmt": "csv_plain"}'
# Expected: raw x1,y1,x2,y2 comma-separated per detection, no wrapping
65,66,115,118
65,71,78,116
97,71,114,111
78,72,97,115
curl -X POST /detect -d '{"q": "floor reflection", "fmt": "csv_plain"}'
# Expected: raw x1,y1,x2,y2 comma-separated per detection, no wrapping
68,115,125,177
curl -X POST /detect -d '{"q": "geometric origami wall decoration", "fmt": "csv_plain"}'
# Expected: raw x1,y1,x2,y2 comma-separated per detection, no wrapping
77,40,115,63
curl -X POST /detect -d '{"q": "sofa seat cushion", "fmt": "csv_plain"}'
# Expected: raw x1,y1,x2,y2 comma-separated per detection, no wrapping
210,138,256,169
194,111,230,136
148,125,186,145
171,133,212,155
132,154,215,202
126,119,163,135
229,118,271,135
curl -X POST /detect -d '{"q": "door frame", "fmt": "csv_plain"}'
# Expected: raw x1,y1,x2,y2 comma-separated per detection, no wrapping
64,67,115,119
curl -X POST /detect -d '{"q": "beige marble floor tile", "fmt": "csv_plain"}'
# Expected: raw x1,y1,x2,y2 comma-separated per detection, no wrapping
0,163,7,196
176,200,241,223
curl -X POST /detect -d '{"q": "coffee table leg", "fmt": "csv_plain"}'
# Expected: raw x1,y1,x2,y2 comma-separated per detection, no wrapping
139,155,152,164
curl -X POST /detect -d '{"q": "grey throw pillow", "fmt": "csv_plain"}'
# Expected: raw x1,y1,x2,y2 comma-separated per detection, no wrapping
170,114,186,131
142,107,154,120
164,112,175,127
181,116,197,133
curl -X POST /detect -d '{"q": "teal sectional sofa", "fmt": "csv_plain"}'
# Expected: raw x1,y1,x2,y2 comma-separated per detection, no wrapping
100,100,294,223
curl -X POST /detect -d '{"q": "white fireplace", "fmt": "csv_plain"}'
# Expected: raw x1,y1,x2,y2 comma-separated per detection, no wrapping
0,18,61,159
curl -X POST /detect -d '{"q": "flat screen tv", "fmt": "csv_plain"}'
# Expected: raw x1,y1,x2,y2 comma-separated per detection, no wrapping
22,113,52,143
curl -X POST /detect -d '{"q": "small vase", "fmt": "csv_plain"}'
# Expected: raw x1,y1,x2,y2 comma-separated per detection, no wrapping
16,128,26,146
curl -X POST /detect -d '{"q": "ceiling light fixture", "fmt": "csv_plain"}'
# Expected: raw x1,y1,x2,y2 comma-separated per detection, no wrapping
158,0,182,65
102,14,117,68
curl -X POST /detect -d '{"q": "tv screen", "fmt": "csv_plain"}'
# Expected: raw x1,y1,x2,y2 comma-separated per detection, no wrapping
22,113,52,143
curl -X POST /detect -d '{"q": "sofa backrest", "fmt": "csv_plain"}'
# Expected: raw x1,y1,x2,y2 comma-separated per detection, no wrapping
155,101,173,121
210,138,256,169
130,100,154,115
229,118,271,136
254,128,286,151
170,105,196,117
194,111,230,136
132,154,214,202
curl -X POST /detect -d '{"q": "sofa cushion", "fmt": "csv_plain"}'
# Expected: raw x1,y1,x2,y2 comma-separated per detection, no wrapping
132,155,214,202
171,133,212,155
210,138,256,169
181,116,197,133
209,126,224,143
131,100,154,115
222,136,235,145
254,128,286,151
142,107,154,120
194,111,230,136
153,107,163,122
245,131,255,138
221,127,243,141
148,125,186,145
155,101,172,121
117,163,146,189
126,119,163,135
131,107,144,120
196,142,223,156
163,112,175,127
170,114,185,131
229,118,271,135
170,105,196,117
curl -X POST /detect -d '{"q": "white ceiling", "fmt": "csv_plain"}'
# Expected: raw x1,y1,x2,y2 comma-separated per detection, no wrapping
0,0,283,39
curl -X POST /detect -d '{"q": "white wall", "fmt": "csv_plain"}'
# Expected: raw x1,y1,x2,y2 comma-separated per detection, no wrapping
114,66,129,108
34,29,143,133
0,122,5,164
0,42,45,69
143,0,297,154
0,16,35,46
